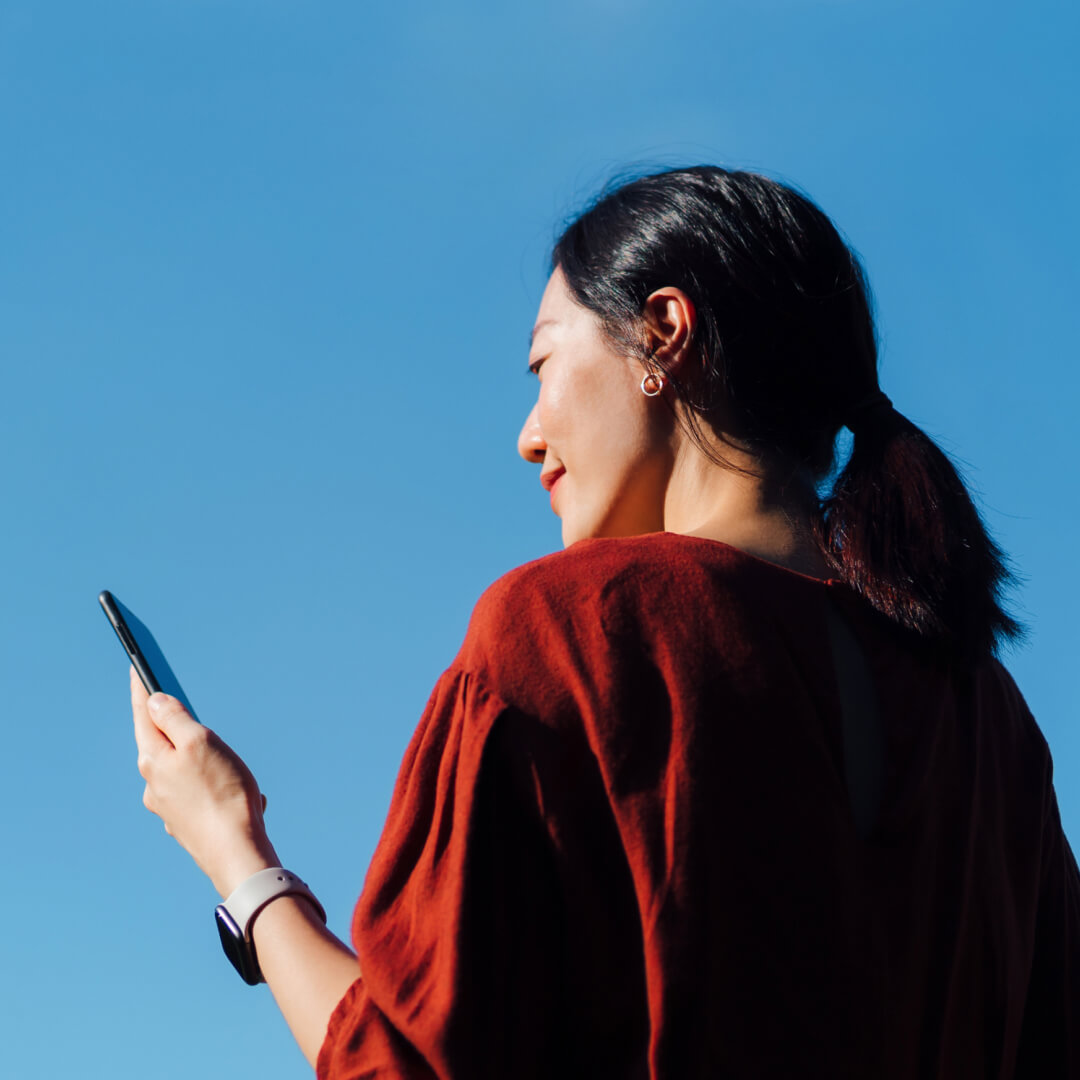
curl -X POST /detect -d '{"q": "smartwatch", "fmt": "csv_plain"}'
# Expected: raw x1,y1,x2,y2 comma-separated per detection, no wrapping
214,868,327,985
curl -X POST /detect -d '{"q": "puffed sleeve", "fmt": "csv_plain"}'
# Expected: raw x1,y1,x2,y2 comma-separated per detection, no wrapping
316,667,566,1080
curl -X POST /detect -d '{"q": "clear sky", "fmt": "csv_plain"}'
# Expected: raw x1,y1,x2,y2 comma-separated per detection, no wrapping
1,1,1077,1075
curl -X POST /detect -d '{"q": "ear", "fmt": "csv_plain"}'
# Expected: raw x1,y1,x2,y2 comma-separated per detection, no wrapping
640,287,697,376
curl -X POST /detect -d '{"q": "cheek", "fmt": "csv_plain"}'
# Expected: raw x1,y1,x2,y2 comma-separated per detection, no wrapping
536,375,573,444
540,369,646,456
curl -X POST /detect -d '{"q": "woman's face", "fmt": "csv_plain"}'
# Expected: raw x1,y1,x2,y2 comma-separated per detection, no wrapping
518,268,672,546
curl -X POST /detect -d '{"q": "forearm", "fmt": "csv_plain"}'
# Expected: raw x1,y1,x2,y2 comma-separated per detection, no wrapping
252,895,363,1068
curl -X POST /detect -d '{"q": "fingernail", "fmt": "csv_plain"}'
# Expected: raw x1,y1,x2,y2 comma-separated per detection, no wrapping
147,694,167,714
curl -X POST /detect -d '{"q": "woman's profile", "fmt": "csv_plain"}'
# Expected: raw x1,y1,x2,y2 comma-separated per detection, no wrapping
129,166,1079,1078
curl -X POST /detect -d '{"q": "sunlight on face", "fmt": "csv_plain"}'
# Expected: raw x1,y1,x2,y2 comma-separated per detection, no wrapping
517,268,672,546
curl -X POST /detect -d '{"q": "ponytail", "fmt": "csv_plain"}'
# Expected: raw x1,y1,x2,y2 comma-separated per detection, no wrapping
817,401,1022,659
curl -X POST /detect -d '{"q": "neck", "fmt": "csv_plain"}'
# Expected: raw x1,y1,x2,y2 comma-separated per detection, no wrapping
662,439,832,580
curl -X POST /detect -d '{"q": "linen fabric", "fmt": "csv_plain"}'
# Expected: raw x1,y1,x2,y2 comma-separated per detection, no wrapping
317,532,1080,1079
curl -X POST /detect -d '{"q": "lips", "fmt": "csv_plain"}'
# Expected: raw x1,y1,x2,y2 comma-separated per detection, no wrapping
540,466,565,493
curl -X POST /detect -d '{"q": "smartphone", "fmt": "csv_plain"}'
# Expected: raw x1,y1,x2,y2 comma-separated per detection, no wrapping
99,590,199,722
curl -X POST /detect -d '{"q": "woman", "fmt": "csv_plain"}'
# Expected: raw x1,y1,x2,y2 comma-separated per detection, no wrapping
131,167,1079,1078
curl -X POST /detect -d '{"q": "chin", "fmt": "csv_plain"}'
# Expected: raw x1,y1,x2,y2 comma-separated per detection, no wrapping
559,513,619,548
560,516,593,548
559,493,654,546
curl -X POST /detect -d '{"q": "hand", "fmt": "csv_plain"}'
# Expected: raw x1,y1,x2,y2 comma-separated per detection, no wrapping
131,667,280,897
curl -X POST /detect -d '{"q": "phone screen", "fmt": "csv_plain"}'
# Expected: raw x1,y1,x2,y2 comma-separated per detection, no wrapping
99,590,199,722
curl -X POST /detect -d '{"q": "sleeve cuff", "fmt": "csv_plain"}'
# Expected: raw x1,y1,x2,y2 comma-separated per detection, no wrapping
316,976,366,1079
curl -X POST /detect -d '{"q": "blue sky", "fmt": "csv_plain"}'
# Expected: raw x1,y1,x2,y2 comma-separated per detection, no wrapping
1,1,1077,1075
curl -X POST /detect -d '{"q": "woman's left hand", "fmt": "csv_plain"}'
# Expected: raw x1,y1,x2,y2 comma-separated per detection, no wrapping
131,667,279,898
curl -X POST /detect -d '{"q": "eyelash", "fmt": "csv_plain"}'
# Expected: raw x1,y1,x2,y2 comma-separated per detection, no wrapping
527,358,546,377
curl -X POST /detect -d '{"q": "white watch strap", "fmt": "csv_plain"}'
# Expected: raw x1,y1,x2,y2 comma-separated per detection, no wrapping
222,868,326,940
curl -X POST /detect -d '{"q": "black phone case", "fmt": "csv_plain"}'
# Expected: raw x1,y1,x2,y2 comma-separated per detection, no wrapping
99,590,199,721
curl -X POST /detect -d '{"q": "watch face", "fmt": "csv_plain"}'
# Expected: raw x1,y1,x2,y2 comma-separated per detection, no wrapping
214,905,262,985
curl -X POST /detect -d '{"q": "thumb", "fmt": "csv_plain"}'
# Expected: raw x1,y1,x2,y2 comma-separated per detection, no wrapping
147,693,200,743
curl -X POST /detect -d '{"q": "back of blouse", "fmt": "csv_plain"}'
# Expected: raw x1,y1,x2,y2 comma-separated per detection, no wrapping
318,532,1079,1080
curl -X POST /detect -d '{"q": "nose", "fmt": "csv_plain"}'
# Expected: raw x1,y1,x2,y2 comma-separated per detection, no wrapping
517,401,546,464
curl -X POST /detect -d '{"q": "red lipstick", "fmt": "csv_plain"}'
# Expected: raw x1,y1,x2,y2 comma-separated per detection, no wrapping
540,467,565,509
540,467,565,493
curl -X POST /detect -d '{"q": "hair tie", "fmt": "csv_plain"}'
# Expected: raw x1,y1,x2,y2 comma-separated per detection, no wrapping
844,390,894,434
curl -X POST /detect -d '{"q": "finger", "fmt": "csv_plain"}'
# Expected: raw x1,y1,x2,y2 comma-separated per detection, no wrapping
131,666,172,755
147,692,202,747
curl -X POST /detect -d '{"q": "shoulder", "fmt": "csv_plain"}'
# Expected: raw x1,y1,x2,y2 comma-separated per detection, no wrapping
454,534,782,703
976,657,1053,771
470,533,750,636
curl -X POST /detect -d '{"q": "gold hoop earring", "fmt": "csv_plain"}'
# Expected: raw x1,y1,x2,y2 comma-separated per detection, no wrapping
640,371,665,397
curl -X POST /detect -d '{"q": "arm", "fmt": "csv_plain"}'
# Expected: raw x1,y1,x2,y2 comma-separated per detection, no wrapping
248,896,361,1066
130,668,361,1068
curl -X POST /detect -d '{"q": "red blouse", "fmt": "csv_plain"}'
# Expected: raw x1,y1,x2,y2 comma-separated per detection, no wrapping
317,533,1080,1079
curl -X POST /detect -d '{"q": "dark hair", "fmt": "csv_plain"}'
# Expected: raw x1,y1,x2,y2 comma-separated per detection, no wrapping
552,166,1020,658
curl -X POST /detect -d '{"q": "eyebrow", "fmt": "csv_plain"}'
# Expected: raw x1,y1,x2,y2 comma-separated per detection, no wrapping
529,319,558,347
